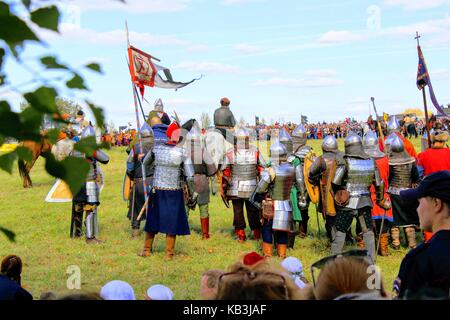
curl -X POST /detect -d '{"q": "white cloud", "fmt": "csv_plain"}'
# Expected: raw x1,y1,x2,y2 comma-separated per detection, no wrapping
252,68,279,76
222,0,265,5
38,23,189,47
174,61,241,73
383,0,450,11
186,44,210,53
252,77,344,88
431,68,450,79
304,69,337,77
234,43,262,54
58,0,190,13
318,30,367,44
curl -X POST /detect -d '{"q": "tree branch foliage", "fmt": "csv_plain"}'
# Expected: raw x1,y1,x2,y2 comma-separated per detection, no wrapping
0,0,109,241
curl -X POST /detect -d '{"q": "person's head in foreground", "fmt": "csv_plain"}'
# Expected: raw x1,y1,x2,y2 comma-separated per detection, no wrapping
281,257,308,289
100,280,135,300
312,254,388,300
145,284,174,300
1,255,23,285
215,260,302,300
200,269,225,300
400,170,450,234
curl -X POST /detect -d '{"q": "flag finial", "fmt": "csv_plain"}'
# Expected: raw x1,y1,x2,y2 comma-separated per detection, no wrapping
415,31,421,46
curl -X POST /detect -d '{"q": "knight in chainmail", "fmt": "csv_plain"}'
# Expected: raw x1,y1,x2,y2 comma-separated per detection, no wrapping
221,127,266,242
361,131,393,256
184,122,217,240
71,124,110,244
308,135,346,242
250,140,303,258
387,133,420,250
126,123,154,237
290,123,314,238
331,132,387,260
139,122,198,259
385,116,417,159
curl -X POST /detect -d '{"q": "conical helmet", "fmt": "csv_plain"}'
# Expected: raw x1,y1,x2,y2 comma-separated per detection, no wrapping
387,115,399,134
270,139,287,161
384,132,397,154
363,130,384,159
140,122,153,138
322,135,338,153
344,131,367,158
154,98,164,112
388,134,414,164
292,124,307,150
278,128,293,154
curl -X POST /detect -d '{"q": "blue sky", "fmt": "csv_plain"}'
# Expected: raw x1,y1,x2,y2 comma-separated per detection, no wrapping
4,0,450,128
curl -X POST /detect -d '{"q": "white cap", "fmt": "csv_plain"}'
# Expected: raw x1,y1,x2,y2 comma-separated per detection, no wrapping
281,257,303,274
146,284,174,300
100,280,135,300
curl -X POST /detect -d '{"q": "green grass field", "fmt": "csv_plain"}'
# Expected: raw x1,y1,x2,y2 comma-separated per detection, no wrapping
0,138,422,299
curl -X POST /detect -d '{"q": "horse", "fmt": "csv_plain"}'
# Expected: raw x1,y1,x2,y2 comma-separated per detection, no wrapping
18,134,74,188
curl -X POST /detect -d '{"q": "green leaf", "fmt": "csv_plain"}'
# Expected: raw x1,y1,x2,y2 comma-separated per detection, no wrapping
0,135,4,147
0,150,17,174
16,146,33,163
0,2,11,16
0,226,16,242
86,101,105,130
46,128,61,144
24,86,58,114
74,136,98,157
0,110,21,138
0,73,5,86
66,73,88,90
44,153,90,195
0,11,40,50
40,55,68,70
19,106,44,132
22,0,31,10
85,63,103,74
30,5,60,32
0,100,11,112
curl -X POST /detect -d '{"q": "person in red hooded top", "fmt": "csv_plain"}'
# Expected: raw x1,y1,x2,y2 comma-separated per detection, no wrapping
417,128,450,242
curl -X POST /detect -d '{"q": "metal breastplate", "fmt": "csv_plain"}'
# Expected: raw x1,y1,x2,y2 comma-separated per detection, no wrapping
388,163,413,195
345,158,375,202
228,149,258,198
152,144,184,190
269,163,295,200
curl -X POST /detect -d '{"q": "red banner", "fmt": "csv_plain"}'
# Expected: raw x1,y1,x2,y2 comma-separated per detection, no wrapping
127,45,157,92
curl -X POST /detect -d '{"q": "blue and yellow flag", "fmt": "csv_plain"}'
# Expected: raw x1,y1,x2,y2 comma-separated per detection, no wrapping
417,45,445,116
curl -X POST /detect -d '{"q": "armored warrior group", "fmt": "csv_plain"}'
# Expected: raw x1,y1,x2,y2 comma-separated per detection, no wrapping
65,99,449,262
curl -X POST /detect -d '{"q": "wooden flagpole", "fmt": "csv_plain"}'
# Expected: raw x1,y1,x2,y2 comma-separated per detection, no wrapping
126,20,149,221
416,31,432,148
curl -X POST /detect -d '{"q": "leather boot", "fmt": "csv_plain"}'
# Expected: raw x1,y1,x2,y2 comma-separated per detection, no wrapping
252,229,261,240
378,233,389,256
200,217,210,240
236,229,246,243
138,232,155,257
276,244,287,259
165,234,176,260
391,227,401,250
405,227,417,249
356,233,366,249
262,242,273,258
